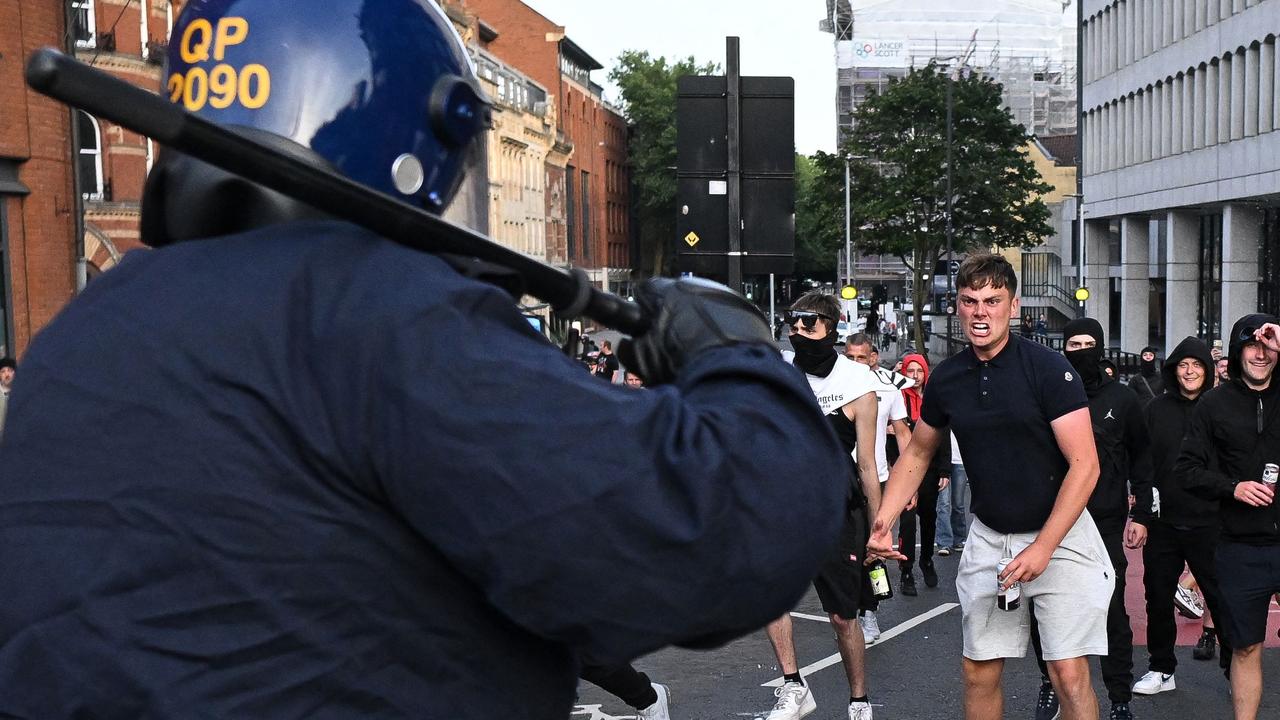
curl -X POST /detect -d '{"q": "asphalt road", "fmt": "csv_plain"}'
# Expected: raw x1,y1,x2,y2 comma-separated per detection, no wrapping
571,546,1280,720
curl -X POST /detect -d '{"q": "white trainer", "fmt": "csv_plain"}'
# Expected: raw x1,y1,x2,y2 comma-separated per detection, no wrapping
1173,585,1204,619
1132,670,1176,695
860,612,882,644
848,699,874,720
765,681,817,720
636,683,670,720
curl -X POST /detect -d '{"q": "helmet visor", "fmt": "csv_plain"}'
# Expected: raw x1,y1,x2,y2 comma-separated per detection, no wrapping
440,135,489,235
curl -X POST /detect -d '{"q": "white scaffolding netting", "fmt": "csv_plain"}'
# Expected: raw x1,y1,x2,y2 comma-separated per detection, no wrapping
825,0,1078,138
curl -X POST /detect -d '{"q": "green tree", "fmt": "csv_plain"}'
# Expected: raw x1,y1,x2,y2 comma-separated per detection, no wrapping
609,51,718,277
844,64,1053,350
794,151,848,281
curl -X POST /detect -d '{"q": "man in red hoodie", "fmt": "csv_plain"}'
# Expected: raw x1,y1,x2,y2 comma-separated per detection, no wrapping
892,353,951,597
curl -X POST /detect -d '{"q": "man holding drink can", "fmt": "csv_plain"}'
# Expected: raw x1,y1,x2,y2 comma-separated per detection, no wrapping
1177,314,1280,720
868,254,1113,720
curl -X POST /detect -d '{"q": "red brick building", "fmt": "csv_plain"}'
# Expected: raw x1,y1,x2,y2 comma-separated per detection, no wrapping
463,0,631,290
0,0,172,358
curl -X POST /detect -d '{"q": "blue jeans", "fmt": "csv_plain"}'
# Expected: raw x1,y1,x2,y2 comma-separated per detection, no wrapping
935,463,969,548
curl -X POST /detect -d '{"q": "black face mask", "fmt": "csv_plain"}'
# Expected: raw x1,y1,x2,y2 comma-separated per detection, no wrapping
791,332,838,377
1140,358,1158,375
1065,346,1105,393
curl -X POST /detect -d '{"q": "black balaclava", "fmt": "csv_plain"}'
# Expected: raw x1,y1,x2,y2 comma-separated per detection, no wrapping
791,332,839,377
1062,317,1107,394
1140,345,1160,377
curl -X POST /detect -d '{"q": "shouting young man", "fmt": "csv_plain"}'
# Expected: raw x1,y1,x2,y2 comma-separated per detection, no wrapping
869,254,1110,720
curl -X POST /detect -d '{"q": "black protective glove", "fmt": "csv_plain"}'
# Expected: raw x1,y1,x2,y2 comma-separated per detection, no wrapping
617,277,774,385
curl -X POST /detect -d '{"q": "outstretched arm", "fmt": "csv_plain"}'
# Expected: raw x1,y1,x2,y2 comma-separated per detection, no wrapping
868,419,943,561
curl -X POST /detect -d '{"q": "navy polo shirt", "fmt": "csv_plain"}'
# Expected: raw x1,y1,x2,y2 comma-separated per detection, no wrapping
921,335,1088,533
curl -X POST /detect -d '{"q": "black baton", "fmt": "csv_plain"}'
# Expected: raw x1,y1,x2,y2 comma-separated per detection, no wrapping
25,47,649,336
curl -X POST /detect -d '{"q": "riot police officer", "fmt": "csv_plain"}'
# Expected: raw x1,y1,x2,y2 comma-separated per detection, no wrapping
0,2,848,717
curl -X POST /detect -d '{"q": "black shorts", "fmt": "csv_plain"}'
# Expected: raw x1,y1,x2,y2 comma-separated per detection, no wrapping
1214,541,1280,648
813,501,869,619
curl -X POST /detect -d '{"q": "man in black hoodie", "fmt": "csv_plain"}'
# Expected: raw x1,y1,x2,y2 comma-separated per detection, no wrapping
1176,313,1280,720
1130,346,1164,404
1029,317,1151,720
1133,337,1230,698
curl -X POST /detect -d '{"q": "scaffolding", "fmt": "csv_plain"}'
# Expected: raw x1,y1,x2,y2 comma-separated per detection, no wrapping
823,0,1078,140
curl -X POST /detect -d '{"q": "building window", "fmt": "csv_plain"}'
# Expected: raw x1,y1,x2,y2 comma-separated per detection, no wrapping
71,0,95,47
580,170,590,262
1198,213,1223,343
77,111,104,201
1260,209,1280,318
0,199,11,357
565,165,576,260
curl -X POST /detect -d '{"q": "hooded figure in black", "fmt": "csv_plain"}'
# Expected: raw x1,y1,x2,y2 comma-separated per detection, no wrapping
1130,345,1165,403
1030,317,1150,712
1135,337,1231,684
1177,314,1280,541
1176,314,1280,699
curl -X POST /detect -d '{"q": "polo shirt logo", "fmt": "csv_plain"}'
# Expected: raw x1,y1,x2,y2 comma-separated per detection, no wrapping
1065,371,1073,382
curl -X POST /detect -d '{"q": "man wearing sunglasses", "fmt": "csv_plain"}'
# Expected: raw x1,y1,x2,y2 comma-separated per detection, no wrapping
1177,314,1280,720
761,293,881,720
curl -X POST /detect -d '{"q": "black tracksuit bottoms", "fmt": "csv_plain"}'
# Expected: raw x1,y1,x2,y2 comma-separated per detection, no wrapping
1031,528,1134,704
579,664,656,710
898,473,940,573
1142,521,1231,673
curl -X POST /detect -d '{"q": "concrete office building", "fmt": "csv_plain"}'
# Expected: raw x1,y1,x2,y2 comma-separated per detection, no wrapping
1078,0,1280,356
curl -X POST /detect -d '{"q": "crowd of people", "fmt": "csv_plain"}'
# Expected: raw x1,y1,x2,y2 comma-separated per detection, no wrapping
748,253,1277,720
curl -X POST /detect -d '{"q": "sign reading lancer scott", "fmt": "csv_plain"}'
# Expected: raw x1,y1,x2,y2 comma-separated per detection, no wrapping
837,39,909,68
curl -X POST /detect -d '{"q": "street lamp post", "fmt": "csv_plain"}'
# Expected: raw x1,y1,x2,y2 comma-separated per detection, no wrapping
844,156,852,289
945,68,955,314
1064,192,1087,319
1072,0,1086,320
1077,197,1087,318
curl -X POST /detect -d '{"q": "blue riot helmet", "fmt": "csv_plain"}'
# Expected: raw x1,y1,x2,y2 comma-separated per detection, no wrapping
142,0,491,246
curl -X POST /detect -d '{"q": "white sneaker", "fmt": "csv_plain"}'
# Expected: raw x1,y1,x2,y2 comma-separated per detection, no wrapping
637,683,670,720
1173,585,1204,619
765,681,817,720
848,700,873,720
860,612,882,644
1132,670,1176,695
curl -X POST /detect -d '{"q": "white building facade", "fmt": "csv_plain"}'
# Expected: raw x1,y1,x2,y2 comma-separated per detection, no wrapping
823,0,1079,139
1079,0,1280,355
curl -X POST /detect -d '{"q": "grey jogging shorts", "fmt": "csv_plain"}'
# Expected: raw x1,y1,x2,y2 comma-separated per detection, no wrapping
956,512,1114,661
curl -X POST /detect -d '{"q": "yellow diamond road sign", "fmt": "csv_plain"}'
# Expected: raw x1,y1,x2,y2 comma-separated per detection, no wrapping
684,231,700,247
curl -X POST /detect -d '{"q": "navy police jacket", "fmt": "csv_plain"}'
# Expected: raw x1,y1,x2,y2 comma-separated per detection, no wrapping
0,221,846,718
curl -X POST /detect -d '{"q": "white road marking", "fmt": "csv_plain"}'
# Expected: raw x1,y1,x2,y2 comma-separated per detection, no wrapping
762,602,960,688
789,611,831,623
569,704,636,720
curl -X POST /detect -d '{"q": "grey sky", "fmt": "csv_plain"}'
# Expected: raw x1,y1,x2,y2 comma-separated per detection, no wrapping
521,0,837,155
518,1,1081,156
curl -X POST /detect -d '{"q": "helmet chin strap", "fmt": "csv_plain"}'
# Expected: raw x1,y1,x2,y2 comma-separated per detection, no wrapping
142,129,333,247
